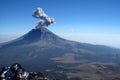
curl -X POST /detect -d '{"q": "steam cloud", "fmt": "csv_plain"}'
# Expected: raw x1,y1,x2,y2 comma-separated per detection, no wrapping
32,7,55,29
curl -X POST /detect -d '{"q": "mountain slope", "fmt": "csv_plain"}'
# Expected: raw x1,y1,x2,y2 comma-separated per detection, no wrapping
0,27,120,80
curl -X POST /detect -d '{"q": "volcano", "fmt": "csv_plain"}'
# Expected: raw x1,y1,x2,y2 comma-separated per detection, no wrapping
0,27,120,80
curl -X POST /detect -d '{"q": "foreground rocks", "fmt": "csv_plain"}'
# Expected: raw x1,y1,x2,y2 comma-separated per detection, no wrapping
0,63,56,80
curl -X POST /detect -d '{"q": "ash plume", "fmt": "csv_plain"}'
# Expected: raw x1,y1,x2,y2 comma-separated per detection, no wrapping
32,7,55,29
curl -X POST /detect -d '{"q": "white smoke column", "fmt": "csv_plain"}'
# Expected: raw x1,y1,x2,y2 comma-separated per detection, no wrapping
32,8,55,29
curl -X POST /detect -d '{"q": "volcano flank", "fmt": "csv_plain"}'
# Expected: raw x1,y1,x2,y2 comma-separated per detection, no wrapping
0,27,120,80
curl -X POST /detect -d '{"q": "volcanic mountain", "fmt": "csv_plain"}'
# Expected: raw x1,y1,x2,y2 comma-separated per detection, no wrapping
0,27,120,80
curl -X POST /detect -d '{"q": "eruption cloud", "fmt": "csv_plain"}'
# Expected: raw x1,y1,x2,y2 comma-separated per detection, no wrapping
32,7,55,29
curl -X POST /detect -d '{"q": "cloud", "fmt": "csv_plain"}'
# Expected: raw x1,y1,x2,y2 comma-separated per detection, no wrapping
32,7,55,29
0,34,21,43
58,33,120,48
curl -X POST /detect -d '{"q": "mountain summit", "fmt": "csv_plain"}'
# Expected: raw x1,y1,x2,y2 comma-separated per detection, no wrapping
0,27,120,80
0,27,62,47
21,27,60,42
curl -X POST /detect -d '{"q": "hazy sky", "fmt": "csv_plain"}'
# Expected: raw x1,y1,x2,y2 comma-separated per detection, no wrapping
0,0,120,48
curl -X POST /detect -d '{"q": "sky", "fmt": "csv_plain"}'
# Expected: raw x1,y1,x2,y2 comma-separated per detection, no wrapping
0,0,120,48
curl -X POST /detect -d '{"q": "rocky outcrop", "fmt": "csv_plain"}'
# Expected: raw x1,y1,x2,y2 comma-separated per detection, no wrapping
0,63,51,80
